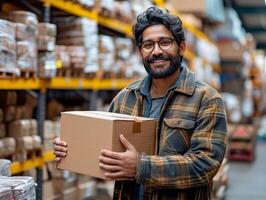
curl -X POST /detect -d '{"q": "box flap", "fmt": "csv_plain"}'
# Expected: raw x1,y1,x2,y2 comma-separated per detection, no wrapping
61,111,155,122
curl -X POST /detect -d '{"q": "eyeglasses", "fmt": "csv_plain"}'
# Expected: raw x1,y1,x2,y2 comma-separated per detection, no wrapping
140,38,176,53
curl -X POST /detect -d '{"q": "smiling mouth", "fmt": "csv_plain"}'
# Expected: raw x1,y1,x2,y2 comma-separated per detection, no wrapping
151,59,168,63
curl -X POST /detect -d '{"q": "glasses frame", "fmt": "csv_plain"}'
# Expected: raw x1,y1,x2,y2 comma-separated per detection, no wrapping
140,37,176,53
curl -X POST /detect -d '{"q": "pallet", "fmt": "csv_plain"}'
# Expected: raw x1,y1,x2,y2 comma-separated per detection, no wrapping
0,71,17,79
56,68,72,77
71,68,84,78
12,149,43,162
20,70,37,79
228,150,255,161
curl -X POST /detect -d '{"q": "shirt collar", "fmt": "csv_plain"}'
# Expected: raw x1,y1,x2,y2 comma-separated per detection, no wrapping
127,66,196,96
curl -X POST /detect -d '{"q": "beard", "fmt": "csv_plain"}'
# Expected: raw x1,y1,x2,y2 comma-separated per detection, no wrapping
143,53,182,79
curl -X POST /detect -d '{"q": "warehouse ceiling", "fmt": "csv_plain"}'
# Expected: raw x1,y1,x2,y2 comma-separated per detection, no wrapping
229,0,266,50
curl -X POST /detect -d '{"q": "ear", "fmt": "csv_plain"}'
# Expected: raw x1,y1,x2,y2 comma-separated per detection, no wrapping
178,41,186,56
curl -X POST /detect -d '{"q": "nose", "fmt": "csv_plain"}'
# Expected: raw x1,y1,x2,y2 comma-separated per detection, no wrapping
151,42,163,55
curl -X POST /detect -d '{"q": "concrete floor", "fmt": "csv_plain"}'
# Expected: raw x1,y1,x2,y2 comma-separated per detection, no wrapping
225,142,266,200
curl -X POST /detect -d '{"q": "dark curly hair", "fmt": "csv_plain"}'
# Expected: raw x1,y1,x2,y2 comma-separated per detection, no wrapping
133,7,185,47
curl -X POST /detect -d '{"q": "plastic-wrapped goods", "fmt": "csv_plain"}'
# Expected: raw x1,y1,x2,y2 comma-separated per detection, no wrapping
15,136,34,151
7,120,31,137
38,23,57,37
77,0,95,7
0,124,6,139
0,137,16,157
115,37,133,60
37,35,55,51
98,35,115,72
29,119,37,136
16,41,37,71
0,19,15,37
0,34,16,53
0,176,36,200
15,23,30,41
44,120,55,139
38,52,57,78
0,159,11,176
32,135,41,149
9,11,38,39
55,45,71,68
0,34,16,70
67,46,86,69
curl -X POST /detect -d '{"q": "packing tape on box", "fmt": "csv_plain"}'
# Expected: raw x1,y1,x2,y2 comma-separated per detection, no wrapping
133,121,141,134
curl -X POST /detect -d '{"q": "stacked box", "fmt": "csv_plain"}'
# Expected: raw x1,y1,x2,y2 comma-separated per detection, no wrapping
98,35,115,76
0,137,16,157
38,23,57,78
43,120,60,151
10,11,38,72
55,45,71,68
0,19,18,75
57,17,98,74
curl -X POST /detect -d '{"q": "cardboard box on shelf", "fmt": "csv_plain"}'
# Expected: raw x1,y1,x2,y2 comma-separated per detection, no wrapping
0,123,6,139
0,137,16,157
58,111,156,179
167,0,205,15
3,106,16,122
0,91,17,106
15,136,34,151
218,40,244,61
7,120,31,137
0,109,3,123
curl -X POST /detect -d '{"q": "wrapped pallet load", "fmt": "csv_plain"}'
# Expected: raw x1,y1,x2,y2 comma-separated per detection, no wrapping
10,11,38,76
0,19,18,76
0,176,36,200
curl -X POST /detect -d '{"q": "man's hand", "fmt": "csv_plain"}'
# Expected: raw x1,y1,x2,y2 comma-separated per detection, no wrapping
99,134,140,181
53,137,68,162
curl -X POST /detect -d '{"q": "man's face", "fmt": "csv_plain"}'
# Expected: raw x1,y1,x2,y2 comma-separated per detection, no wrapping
139,25,184,79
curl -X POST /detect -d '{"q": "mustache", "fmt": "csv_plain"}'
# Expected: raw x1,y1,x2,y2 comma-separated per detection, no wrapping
147,54,171,63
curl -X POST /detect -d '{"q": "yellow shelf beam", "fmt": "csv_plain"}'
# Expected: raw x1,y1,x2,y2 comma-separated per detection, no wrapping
0,79,42,90
43,0,132,37
47,77,136,90
10,151,55,175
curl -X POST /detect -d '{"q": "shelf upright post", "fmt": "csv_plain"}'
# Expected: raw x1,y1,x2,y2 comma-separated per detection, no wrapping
36,1,51,198
36,82,47,200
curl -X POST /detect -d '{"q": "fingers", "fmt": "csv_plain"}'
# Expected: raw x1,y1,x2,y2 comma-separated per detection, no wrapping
104,171,133,179
119,135,135,151
54,145,67,152
53,138,67,147
54,151,67,158
99,163,121,172
99,156,122,165
101,149,122,160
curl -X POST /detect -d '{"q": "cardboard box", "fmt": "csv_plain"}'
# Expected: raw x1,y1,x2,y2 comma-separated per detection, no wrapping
0,123,5,139
58,111,156,179
218,40,244,61
167,0,205,16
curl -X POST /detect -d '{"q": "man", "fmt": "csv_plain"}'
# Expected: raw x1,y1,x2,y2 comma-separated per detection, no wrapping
53,7,227,200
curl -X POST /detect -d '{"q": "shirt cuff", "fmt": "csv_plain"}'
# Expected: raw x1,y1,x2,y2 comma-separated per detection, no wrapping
135,154,150,184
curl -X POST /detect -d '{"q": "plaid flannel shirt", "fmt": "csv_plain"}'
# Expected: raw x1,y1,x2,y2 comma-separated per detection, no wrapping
108,66,227,200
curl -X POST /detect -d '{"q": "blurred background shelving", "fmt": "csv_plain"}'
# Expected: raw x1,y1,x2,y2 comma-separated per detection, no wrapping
0,0,265,200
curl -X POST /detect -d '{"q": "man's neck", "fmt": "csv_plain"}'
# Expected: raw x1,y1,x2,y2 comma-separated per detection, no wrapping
150,69,180,98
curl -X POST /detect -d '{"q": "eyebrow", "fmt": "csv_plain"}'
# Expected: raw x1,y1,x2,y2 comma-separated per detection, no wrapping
142,37,174,43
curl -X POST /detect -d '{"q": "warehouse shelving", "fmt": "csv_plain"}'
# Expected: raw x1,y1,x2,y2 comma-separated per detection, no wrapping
0,79,42,90
0,78,136,90
10,151,55,175
42,0,132,37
